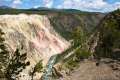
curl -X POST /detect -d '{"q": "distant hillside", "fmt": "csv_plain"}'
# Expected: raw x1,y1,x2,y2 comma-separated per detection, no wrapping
0,7,103,14
48,12,105,40
0,5,11,9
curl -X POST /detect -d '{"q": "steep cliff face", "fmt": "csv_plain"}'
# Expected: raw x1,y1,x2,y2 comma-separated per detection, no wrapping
0,14,70,79
95,9,120,59
48,12,105,40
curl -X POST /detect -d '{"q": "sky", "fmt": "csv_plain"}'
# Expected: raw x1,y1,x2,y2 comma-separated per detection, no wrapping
0,0,120,12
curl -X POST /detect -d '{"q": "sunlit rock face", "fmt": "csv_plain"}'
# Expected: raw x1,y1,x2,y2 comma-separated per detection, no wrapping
0,14,70,80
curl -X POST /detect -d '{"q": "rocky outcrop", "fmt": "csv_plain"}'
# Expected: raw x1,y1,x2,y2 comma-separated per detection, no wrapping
0,14,70,80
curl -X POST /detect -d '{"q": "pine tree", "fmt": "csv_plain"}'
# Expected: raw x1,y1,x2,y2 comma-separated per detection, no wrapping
71,27,85,47
6,47,30,80
0,29,9,79
0,29,30,80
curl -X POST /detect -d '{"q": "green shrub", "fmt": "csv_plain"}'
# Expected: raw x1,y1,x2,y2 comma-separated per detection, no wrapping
75,49,91,60
64,49,91,70
31,60,43,80
34,60,43,72
71,27,85,46
65,58,78,70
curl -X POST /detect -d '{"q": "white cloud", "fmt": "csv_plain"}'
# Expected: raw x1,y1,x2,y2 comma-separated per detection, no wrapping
42,0,53,8
3,0,120,12
57,0,120,12
33,5,40,9
13,0,22,4
12,0,22,8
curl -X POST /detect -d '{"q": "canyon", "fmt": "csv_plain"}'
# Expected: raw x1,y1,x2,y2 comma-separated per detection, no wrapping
0,14,70,80
0,8,119,80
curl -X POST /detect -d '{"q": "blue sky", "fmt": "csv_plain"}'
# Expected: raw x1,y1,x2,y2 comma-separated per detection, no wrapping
0,0,120,12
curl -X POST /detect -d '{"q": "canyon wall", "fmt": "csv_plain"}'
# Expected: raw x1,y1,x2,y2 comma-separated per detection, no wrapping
0,14,70,80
